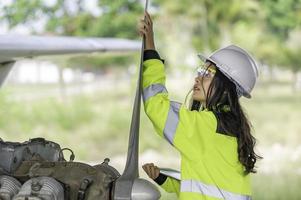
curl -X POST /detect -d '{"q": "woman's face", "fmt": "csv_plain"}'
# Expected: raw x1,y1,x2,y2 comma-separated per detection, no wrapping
192,62,216,103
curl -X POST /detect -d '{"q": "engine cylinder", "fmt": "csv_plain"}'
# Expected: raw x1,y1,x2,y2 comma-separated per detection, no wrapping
13,177,64,200
0,175,22,200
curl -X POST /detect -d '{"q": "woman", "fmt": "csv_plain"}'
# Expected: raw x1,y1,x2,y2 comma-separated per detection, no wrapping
139,11,261,200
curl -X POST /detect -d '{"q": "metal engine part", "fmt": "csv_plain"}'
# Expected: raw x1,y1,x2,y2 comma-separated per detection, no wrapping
13,177,64,200
0,138,64,174
0,175,22,200
94,158,120,180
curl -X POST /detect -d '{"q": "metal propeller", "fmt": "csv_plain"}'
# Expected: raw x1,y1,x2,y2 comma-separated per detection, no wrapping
113,0,160,199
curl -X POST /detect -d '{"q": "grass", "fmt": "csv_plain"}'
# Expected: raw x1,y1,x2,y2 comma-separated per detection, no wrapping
0,75,301,199
253,172,301,200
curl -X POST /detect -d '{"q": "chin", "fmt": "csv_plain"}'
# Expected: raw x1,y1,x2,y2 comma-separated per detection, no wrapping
192,94,204,102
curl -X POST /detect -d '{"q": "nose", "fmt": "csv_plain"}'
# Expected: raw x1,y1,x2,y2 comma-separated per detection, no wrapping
195,76,201,83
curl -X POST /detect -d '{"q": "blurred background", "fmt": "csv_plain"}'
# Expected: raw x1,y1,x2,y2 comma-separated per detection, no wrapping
0,0,301,199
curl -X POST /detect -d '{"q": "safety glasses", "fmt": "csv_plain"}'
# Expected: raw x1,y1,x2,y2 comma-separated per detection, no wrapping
196,63,216,78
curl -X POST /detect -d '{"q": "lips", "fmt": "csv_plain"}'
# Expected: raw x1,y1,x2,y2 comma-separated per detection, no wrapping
193,85,201,91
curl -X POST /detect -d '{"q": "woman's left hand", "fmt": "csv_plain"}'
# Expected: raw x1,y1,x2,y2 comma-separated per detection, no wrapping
142,163,160,180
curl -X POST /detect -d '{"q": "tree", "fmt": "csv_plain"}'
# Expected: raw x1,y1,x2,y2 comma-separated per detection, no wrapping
260,0,301,88
153,0,260,51
261,0,301,40
148,0,261,71
281,47,301,90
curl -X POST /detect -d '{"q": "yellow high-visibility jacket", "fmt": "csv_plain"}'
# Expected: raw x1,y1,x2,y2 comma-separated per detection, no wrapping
142,51,252,200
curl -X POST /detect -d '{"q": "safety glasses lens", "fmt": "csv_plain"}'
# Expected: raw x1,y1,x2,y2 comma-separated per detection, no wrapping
196,65,216,78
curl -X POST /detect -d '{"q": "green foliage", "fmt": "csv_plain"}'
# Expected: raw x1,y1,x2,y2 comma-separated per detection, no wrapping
151,0,301,73
153,0,260,51
1,0,143,38
95,0,143,39
282,48,301,72
1,0,42,28
254,35,285,66
1,1,301,73
261,0,301,40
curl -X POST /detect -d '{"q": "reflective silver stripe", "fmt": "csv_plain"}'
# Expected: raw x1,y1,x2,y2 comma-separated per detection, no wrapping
163,101,181,145
181,180,251,200
142,84,168,102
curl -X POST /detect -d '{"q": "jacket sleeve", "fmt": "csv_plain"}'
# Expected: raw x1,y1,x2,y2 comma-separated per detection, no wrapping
142,50,217,158
142,54,181,147
160,177,180,196
154,173,180,196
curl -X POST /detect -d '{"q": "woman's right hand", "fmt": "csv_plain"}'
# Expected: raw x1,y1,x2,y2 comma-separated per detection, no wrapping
142,163,160,180
138,11,156,50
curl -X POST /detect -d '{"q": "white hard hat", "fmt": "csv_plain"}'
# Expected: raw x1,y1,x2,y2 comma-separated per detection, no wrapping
198,45,259,98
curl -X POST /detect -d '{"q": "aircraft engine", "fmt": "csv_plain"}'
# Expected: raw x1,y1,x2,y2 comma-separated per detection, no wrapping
0,138,120,200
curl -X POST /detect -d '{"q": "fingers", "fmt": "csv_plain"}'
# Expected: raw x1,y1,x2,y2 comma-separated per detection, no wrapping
142,163,160,180
139,19,150,31
154,166,160,178
137,19,151,36
144,11,152,26
138,25,147,37
150,163,155,178
137,11,155,49
137,10,152,31
142,163,148,173
142,163,153,178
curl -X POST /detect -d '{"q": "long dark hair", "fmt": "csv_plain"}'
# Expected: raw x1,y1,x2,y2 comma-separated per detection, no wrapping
191,65,262,175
